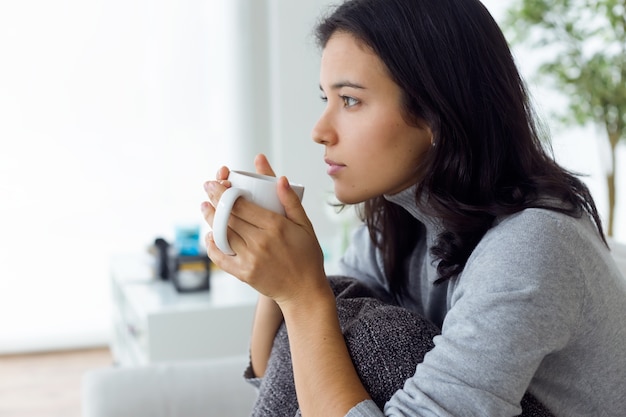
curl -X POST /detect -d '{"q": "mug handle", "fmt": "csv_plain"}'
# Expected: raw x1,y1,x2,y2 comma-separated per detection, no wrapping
212,187,250,255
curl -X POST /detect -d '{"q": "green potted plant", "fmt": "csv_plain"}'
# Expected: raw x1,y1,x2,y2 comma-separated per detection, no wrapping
504,0,626,237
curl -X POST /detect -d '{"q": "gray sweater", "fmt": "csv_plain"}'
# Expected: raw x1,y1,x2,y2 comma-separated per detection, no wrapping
340,188,626,417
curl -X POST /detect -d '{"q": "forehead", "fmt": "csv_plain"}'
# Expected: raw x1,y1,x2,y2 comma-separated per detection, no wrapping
320,32,388,85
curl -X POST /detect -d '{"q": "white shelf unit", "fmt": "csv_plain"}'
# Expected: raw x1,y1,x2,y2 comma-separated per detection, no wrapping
109,254,258,366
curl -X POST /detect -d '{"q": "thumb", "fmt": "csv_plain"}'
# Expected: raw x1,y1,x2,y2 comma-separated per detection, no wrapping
277,176,310,226
254,154,276,177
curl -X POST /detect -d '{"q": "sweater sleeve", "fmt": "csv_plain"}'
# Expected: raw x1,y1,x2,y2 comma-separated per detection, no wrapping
243,362,262,389
383,209,586,416
346,399,386,417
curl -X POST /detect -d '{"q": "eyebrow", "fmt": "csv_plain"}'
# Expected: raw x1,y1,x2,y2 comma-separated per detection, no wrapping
319,81,366,91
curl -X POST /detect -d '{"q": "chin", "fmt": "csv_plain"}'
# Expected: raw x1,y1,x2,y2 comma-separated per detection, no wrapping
334,188,369,206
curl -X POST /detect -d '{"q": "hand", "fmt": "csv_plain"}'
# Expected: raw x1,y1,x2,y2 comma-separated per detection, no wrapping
203,154,275,249
214,153,276,182
201,154,327,305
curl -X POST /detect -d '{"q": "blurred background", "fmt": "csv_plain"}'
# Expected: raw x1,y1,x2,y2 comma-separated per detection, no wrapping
0,0,623,355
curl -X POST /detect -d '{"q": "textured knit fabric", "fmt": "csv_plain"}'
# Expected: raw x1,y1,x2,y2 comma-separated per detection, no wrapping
248,276,554,417
337,186,626,417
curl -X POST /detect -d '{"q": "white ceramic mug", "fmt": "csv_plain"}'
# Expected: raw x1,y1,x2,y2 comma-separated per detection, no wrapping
212,170,305,255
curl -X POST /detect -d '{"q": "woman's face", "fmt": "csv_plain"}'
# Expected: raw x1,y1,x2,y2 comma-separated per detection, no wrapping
312,31,432,205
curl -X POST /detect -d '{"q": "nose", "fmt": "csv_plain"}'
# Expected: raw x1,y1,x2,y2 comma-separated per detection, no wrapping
311,109,337,146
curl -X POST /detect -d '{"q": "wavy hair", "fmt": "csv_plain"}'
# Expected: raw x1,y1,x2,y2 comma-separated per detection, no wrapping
315,0,605,291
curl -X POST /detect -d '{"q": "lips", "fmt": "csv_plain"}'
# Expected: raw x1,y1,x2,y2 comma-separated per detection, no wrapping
324,158,346,176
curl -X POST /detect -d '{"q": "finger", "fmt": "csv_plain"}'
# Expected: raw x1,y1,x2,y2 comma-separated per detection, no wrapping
204,180,262,226
277,176,312,228
205,230,257,285
200,200,216,227
204,180,231,209
216,166,230,181
205,231,232,266
204,180,267,246
254,154,276,177
205,211,249,258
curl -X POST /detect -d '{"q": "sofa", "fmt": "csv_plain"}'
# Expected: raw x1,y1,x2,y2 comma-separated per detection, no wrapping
82,355,257,417
81,239,626,417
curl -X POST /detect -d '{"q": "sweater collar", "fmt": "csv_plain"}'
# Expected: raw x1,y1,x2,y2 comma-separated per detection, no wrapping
384,184,442,233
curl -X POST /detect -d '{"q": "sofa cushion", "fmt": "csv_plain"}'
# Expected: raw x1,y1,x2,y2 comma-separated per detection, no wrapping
81,355,256,417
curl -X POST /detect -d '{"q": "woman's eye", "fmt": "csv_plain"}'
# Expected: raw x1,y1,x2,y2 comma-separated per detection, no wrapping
342,96,359,108
320,95,328,102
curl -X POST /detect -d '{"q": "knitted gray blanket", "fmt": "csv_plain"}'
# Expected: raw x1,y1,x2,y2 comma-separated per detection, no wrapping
250,276,554,417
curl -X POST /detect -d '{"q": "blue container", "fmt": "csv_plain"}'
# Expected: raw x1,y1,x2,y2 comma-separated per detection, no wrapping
175,225,201,256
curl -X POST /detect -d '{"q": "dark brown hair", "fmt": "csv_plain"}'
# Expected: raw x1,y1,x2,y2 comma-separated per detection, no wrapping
315,0,606,291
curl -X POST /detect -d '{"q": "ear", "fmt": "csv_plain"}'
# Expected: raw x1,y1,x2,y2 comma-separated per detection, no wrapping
427,128,435,148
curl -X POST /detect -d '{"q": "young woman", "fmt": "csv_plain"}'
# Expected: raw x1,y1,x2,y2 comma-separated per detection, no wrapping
201,0,626,415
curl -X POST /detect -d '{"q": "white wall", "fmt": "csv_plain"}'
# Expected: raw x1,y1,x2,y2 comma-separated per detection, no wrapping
0,0,234,353
266,0,338,242
0,0,623,354
0,0,338,354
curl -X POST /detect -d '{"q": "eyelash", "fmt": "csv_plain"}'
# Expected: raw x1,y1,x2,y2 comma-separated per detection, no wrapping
319,95,360,108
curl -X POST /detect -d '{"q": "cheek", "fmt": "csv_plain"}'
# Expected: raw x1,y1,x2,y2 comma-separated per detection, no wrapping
401,140,431,174
385,131,432,179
